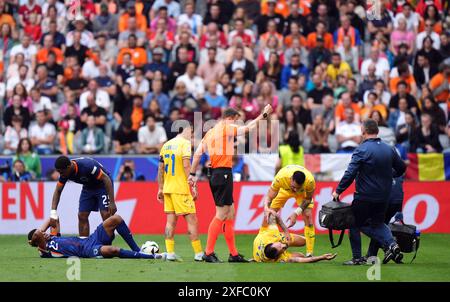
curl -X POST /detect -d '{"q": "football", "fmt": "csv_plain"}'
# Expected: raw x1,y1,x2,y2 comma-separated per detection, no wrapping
141,241,160,255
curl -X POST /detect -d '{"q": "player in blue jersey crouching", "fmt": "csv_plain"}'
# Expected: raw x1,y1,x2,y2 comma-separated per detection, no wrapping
50,156,117,237
28,214,165,260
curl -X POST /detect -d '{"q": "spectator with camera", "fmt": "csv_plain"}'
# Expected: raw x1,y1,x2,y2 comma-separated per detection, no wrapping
10,160,33,182
116,160,136,182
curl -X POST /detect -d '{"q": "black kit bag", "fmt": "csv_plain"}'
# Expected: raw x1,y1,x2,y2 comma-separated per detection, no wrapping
389,220,420,263
319,198,355,248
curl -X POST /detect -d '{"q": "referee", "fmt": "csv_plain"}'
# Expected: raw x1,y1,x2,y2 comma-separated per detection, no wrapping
189,105,273,263
332,119,406,265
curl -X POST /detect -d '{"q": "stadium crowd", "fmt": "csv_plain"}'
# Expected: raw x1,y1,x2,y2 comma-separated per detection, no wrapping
0,0,449,181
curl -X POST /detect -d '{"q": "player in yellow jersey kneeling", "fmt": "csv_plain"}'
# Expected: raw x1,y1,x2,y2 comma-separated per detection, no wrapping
263,165,317,256
157,125,203,262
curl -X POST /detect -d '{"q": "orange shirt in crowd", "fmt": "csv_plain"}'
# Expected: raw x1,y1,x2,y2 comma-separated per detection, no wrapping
335,102,361,122
117,47,148,67
131,107,144,131
118,13,147,33
389,75,416,95
202,121,238,169
260,0,290,17
306,32,334,50
260,0,311,17
0,13,16,28
418,19,442,35
360,104,388,120
429,72,450,110
36,47,64,64
284,34,307,48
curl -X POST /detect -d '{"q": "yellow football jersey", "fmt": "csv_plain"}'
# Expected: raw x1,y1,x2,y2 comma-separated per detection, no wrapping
271,165,315,197
253,225,291,263
160,136,191,194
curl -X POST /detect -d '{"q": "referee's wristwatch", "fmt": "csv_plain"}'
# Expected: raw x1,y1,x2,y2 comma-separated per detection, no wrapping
263,112,268,119
189,172,196,177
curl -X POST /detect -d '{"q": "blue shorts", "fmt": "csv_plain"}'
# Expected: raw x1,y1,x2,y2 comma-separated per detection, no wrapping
79,181,114,212
81,224,115,258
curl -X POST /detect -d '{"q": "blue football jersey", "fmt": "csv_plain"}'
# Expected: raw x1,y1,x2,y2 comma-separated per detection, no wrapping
58,157,111,189
40,236,85,258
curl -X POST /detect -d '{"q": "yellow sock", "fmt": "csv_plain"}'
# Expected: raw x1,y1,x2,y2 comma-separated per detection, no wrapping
165,239,175,254
191,239,203,254
304,225,315,255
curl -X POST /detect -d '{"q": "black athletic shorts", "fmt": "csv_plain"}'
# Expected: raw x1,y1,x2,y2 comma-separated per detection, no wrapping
209,167,234,207
352,200,389,227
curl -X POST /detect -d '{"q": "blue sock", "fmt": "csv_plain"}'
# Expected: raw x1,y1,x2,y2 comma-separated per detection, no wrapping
116,220,140,252
119,249,155,259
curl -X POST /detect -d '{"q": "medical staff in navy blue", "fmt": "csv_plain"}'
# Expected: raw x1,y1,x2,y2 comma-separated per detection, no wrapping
50,156,117,237
332,119,407,265
366,175,405,262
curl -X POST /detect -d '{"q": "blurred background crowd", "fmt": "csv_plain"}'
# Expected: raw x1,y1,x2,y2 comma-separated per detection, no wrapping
0,0,449,181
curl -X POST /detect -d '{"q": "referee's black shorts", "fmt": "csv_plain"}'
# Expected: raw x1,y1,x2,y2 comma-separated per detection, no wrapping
209,167,234,207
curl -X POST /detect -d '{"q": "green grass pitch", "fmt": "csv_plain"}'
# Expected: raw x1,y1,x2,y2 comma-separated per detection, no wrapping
1,234,449,282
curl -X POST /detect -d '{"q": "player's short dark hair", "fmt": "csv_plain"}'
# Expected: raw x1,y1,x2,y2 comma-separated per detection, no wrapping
264,244,279,259
28,229,37,242
292,171,306,185
54,156,71,170
363,118,379,135
223,108,240,118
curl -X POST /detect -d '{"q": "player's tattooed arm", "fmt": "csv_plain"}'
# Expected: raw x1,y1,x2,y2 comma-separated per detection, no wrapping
157,161,164,203
263,188,278,221
274,213,291,244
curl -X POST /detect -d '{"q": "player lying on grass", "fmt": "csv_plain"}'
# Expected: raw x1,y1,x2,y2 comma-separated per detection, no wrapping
28,214,165,259
253,212,336,263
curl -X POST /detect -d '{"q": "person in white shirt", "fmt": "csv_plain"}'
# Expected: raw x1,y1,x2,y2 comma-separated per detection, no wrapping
336,108,362,152
6,64,35,96
30,87,52,114
66,16,96,49
42,0,66,18
3,115,28,155
29,110,56,155
9,35,37,69
138,114,167,154
176,62,205,99
79,79,111,112
360,46,390,81
151,0,181,19
126,68,150,97
416,20,441,50
394,3,419,32
177,2,203,36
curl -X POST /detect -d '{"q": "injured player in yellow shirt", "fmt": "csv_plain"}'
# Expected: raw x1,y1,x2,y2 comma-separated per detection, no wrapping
252,213,337,263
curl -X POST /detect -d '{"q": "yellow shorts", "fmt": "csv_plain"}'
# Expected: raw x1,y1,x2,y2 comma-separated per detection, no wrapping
270,189,314,211
164,193,196,215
